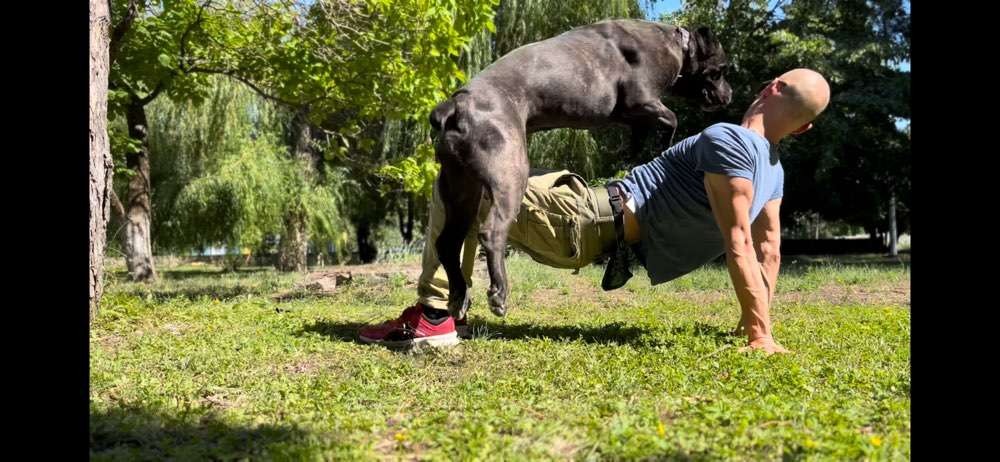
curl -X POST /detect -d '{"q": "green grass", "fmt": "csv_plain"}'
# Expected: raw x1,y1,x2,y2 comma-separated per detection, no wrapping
91,254,910,461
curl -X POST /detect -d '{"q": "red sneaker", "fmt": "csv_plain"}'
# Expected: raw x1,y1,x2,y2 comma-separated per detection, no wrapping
359,304,459,348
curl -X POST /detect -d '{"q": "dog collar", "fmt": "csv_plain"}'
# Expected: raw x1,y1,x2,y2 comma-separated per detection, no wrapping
675,27,692,82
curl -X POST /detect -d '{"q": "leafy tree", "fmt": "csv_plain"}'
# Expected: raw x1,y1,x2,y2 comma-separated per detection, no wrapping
665,0,910,238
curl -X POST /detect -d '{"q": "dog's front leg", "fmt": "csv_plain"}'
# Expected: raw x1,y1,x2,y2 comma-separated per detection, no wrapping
628,101,678,160
654,106,678,149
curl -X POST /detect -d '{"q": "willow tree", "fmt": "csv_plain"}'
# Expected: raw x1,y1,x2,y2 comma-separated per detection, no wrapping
140,76,345,268
175,0,498,266
107,0,218,281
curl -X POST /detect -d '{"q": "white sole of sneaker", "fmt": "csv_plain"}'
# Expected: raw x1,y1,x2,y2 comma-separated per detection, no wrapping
374,331,460,349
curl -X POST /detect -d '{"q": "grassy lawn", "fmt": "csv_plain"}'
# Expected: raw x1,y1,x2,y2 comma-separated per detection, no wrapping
90,253,910,461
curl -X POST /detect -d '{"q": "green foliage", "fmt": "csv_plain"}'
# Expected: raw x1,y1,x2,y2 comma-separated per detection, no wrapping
193,0,499,129
665,0,910,235
377,141,440,198
384,0,648,198
109,0,213,116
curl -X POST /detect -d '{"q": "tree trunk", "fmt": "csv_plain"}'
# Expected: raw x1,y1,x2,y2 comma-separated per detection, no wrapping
888,192,898,256
398,193,415,244
277,210,309,272
277,110,313,272
90,0,112,321
123,100,157,282
357,220,378,263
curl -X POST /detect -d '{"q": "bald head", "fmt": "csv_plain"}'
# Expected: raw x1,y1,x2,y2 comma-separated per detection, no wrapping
773,68,831,126
742,68,831,143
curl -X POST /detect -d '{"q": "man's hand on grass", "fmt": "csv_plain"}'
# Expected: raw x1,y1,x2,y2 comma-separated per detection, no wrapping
739,337,791,355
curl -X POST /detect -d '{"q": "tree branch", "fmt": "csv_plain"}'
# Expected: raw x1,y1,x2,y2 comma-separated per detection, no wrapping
188,66,302,108
110,188,127,223
109,0,140,64
136,79,166,105
751,0,787,33
178,0,213,73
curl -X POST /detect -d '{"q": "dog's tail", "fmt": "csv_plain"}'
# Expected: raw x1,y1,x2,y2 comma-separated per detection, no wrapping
429,99,455,133
429,91,469,134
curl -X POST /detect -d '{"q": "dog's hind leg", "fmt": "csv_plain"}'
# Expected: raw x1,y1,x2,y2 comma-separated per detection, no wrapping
435,170,483,320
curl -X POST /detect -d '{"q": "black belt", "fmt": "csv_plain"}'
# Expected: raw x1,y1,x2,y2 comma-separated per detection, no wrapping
601,183,633,291
607,183,627,249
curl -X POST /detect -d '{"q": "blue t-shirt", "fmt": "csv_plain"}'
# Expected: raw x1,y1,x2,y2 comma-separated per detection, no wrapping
615,123,783,285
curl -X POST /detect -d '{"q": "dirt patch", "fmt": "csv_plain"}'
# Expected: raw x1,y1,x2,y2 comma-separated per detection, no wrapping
547,436,582,459
160,322,187,336
199,387,243,410
95,334,125,351
526,275,633,308
289,261,909,308
283,360,319,375
529,279,908,308
781,282,909,306
276,353,354,377
273,263,433,300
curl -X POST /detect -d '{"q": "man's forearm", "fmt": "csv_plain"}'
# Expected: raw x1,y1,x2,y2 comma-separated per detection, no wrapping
724,245,773,342
759,251,780,306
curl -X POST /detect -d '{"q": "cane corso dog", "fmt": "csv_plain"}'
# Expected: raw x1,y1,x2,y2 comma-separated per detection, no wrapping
429,19,733,319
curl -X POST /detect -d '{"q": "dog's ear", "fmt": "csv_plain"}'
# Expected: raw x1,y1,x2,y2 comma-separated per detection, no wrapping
693,26,722,60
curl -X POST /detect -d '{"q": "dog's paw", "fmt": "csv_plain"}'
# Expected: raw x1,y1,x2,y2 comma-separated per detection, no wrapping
488,292,507,317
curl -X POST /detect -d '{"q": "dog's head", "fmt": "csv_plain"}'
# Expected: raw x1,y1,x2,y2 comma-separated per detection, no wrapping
672,26,733,111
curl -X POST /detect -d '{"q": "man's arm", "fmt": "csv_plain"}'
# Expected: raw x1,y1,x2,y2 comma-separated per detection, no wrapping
734,198,782,337
753,198,782,306
703,173,789,354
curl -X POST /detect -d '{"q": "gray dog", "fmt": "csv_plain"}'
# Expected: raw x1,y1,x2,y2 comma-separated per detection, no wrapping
429,19,733,319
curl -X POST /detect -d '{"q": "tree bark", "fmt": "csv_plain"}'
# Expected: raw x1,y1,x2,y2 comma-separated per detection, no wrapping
123,99,157,281
888,192,898,256
398,193,414,244
90,0,113,321
277,110,313,272
277,210,309,272
357,220,378,263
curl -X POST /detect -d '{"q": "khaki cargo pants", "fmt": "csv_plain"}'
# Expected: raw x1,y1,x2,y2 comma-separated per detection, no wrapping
418,169,619,310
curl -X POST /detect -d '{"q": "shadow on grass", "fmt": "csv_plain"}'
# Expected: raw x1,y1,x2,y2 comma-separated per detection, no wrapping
108,267,275,284
298,320,371,345
116,284,275,302
163,267,275,280
90,405,308,460
297,318,733,348
474,320,733,346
